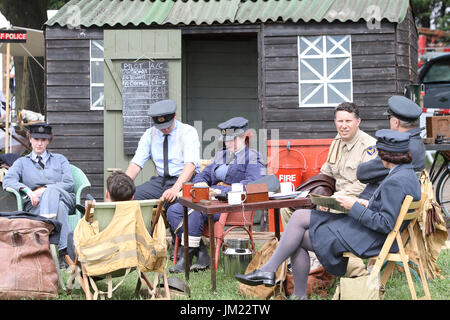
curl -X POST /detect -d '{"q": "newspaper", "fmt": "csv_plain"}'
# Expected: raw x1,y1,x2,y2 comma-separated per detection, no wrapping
309,193,348,213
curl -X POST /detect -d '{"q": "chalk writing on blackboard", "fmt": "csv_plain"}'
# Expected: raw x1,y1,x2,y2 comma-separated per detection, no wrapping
121,60,169,155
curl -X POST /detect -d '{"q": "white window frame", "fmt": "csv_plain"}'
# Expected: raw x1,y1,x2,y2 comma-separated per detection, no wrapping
298,35,353,108
90,40,104,110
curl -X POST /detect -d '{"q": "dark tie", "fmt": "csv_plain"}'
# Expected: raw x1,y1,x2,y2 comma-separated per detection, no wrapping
163,134,169,184
36,156,45,169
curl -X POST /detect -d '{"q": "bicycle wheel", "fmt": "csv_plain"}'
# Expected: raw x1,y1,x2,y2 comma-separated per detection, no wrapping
436,169,450,218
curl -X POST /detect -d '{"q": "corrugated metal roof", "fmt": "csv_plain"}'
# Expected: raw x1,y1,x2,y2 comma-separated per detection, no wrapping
45,0,410,28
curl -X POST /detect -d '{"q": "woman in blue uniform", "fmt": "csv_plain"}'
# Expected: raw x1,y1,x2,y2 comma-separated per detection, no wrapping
167,117,266,273
3,123,75,267
235,129,421,300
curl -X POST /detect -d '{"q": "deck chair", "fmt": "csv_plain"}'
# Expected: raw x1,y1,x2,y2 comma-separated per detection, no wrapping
5,164,91,291
342,195,431,300
71,199,170,300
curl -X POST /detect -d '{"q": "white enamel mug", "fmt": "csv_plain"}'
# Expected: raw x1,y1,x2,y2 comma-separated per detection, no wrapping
280,181,295,194
228,191,247,205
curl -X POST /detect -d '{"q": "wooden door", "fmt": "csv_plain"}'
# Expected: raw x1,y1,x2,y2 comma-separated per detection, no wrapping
103,29,181,187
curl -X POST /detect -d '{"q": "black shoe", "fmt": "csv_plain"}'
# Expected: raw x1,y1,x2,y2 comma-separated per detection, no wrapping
169,246,197,274
190,240,210,272
235,269,275,287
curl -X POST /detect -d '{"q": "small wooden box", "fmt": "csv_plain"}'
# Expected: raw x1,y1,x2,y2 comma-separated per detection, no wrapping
426,116,450,139
245,183,269,203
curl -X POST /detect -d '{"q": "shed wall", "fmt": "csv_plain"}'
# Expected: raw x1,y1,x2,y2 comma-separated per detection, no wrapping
45,27,104,200
261,9,418,139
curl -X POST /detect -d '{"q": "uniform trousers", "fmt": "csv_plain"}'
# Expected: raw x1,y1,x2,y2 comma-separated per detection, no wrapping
24,186,74,251
134,175,178,203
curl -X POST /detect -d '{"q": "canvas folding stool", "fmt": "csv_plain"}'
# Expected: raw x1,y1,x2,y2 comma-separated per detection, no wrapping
70,199,170,300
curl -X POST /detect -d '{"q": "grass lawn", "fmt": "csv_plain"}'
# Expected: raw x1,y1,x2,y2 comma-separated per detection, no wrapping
57,242,450,301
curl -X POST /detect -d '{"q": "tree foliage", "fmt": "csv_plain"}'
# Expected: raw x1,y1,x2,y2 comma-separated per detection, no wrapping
411,0,449,31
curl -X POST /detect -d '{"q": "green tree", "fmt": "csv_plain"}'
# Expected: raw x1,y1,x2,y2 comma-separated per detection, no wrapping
411,0,449,31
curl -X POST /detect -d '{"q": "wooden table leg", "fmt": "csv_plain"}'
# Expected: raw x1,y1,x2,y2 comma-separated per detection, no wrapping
208,214,217,294
183,205,189,281
274,208,281,240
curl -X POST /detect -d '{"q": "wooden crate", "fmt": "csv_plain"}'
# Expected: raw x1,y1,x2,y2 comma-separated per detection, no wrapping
426,116,450,139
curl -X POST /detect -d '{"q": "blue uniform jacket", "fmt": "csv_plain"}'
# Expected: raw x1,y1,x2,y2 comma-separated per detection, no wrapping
356,127,425,199
334,163,421,257
193,146,266,193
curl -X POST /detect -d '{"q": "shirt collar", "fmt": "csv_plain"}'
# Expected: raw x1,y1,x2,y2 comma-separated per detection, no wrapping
156,119,178,138
30,150,50,162
341,129,361,150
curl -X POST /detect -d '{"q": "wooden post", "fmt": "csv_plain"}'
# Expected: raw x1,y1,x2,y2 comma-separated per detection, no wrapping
20,56,27,119
4,43,10,153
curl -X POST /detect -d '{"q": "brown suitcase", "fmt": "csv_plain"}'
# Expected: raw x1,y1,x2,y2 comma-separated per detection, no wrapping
0,217,58,299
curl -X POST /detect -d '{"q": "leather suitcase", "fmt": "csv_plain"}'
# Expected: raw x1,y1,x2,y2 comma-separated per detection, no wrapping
0,217,58,299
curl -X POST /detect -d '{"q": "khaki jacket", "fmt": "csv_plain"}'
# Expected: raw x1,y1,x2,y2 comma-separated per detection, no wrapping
321,129,377,198
74,200,167,276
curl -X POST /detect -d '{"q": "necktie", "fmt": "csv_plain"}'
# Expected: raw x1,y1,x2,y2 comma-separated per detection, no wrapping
163,134,169,183
36,156,45,169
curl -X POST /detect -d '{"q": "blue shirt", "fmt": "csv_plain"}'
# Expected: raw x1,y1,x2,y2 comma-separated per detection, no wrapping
131,120,201,177
2,151,74,193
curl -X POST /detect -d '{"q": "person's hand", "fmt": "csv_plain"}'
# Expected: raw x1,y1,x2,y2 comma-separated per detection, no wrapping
161,187,179,203
33,186,47,198
335,196,357,211
356,199,369,207
27,190,40,207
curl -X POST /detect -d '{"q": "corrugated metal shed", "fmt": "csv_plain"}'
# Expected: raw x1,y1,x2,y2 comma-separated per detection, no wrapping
46,0,410,28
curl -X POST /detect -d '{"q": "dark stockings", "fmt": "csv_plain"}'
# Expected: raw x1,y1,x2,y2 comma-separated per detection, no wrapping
260,209,313,299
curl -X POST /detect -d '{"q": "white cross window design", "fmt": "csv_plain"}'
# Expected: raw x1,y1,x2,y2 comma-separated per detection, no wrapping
298,35,353,107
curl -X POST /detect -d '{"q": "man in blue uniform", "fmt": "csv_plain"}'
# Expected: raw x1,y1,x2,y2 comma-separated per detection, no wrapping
357,96,425,199
125,99,200,203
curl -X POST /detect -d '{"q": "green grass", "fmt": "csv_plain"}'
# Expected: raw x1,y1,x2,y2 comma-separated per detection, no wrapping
57,246,450,300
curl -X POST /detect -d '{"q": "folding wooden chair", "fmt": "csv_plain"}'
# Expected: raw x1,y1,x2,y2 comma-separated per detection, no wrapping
343,195,431,300
68,199,171,300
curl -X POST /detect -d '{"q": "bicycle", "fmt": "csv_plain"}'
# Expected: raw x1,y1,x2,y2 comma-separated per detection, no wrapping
434,151,450,218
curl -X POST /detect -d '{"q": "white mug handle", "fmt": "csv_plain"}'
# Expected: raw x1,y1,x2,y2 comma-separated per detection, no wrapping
241,192,247,204
290,182,295,192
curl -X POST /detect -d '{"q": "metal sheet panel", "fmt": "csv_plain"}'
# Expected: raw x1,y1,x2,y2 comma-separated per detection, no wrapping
46,0,410,27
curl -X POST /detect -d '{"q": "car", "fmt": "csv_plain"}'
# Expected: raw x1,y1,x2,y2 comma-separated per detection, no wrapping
418,53,450,109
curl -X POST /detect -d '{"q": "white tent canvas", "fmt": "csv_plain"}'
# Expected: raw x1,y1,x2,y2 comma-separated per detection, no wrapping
0,11,44,57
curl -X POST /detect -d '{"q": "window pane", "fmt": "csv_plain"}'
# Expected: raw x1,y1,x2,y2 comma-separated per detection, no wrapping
300,58,323,80
91,61,104,84
91,86,104,108
328,82,351,102
327,58,350,79
91,40,104,59
301,84,324,105
423,60,450,83
300,36,323,56
327,58,348,78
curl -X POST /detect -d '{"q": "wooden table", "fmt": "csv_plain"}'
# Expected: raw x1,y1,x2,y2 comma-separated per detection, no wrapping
178,196,311,293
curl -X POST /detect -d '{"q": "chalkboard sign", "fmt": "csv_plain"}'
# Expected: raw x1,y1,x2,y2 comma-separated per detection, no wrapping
121,60,168,155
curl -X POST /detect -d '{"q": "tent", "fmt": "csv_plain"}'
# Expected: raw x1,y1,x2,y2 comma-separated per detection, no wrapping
0,11,44,153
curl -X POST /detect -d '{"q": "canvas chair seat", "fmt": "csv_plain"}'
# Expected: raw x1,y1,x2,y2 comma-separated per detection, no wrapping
342,195,431,300
72,199,171,300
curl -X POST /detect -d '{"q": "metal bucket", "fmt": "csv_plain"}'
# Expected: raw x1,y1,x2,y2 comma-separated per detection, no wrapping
222,238,254,277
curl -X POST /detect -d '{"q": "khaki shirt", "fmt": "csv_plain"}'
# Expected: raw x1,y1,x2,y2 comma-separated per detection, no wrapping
321,129,377,198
